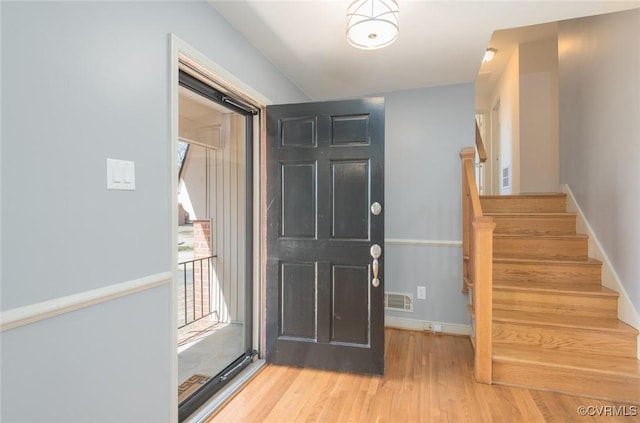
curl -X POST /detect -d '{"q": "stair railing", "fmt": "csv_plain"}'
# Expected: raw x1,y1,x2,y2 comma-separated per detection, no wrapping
475,121,488,164
474,121,487,194
460,147,495,384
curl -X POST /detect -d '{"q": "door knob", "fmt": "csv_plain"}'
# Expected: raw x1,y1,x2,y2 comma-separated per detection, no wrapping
370,244,382,287
371,202,382,216
370,244,382,259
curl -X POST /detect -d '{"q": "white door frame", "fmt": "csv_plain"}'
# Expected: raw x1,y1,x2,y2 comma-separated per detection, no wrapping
169,34,271,423
491,100,501,195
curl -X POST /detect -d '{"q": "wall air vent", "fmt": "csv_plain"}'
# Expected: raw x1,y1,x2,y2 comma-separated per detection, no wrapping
502,166,510,189
384,292,413,312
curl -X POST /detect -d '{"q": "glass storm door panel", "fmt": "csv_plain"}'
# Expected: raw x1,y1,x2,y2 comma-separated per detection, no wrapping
177,71,254,421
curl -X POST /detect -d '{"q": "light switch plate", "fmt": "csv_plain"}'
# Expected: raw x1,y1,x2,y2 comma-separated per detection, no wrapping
107,158,135,190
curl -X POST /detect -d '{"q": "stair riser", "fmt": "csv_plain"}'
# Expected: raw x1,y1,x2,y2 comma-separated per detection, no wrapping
493,290,618,319
493,322,637,358
491,216,576,235
494,237,588,260
493,361,640,405
481,196,566,213
494,261,601,285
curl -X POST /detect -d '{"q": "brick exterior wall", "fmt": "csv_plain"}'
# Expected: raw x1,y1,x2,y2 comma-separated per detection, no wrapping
192,219,212,320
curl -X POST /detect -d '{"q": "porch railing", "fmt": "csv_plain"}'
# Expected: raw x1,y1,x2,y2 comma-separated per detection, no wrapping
178,255,218,329
460,147,495,384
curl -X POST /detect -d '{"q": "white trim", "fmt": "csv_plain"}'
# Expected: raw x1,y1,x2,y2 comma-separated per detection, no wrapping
169,34,180,423
385,238,462,247
563,184,640,359
0,272,172,332
172,35,272,108
385,315,471,336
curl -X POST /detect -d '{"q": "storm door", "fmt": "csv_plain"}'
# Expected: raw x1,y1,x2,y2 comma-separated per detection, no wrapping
177,71,255,420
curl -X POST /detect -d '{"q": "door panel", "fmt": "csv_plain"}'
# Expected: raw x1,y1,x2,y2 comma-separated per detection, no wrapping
280,262,317,339
281,117,317,148
281,162,317,238
266,98,384,374
332,160,369,240
331,114,369,145
331,264,369,345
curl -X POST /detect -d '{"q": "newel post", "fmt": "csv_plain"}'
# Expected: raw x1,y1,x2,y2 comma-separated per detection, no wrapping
460,148,475,293
472,216,496,384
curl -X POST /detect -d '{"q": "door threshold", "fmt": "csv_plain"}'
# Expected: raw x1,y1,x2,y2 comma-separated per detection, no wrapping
184,359,266,423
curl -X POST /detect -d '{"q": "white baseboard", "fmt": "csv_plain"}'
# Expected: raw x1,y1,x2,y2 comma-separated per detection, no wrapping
385,315,470,336
0,271,172,331
563,184,640,359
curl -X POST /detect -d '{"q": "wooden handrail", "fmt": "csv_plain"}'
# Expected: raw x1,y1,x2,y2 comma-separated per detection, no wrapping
464,159,482,215
460,147,495,384
475,121,488,163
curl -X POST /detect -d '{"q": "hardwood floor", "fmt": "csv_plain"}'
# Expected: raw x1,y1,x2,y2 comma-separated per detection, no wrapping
208,329,638,422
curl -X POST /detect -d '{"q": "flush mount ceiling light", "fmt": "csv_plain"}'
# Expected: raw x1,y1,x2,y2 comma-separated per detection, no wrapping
346,0,399,50
483,48,497,63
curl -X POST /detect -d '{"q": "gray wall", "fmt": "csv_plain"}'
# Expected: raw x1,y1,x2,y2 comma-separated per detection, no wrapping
519,37,559,194
0,2,307,422
383,83,475,325
558,9,640,312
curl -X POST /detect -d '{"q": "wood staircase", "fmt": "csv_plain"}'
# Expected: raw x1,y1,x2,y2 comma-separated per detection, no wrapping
481,193,640,404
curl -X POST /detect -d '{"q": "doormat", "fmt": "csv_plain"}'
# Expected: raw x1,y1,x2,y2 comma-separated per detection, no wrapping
178,374,211,403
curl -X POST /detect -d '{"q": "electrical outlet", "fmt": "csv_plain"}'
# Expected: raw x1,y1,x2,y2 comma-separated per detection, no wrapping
433,323,443,333
417,286,426,300
423,322,432,331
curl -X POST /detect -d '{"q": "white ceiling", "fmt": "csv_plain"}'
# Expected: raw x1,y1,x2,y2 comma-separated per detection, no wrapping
210,1,639,101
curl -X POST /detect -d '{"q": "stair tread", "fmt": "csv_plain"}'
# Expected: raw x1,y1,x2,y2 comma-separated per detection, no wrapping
494,344,640,377
493,233,588,239
494,279,615,292
481,193,566,199
486,212,576,217
494,257,602,266
493,309,639,334
493,280,619,296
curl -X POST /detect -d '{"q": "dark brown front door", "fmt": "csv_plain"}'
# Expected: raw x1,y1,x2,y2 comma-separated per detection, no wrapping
265,98,385,374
